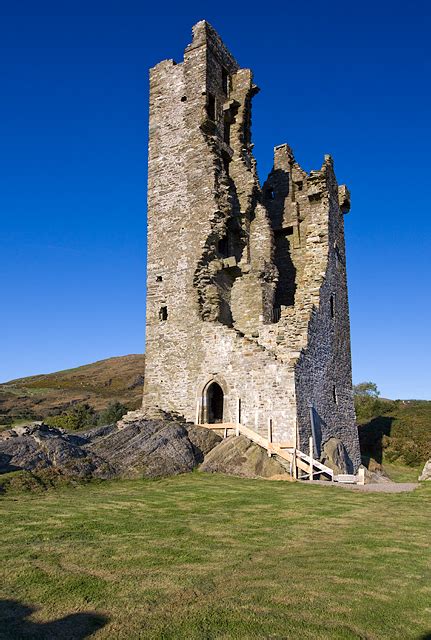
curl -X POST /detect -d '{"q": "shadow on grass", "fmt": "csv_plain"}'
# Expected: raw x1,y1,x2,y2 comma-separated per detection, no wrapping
358,415,394,464
0,599,108,639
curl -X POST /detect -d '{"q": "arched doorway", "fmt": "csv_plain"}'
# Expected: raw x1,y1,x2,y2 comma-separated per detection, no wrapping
206,381,224,424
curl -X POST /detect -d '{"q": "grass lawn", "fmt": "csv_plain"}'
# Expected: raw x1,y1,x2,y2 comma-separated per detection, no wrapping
1,473,430,640
383,461,422,483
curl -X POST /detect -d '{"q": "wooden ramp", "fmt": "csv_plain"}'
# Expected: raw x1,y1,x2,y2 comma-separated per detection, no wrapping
199,423,364,484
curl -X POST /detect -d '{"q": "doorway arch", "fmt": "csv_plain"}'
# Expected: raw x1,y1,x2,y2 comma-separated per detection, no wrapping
206,381,224,424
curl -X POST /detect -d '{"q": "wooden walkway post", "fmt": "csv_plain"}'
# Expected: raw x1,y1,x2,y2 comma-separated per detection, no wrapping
309,435,314,481
267,418,273,457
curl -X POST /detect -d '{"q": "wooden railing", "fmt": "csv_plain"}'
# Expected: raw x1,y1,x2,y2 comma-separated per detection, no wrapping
198,422,335,481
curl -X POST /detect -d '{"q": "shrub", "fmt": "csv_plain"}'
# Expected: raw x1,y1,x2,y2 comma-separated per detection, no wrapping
97,402,128,426
45,403,98,431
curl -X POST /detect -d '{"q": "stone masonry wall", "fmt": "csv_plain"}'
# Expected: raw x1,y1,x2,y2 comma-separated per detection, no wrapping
143,21,361,469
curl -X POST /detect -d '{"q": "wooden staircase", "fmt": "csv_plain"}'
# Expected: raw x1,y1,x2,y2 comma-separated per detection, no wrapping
199,422,337,481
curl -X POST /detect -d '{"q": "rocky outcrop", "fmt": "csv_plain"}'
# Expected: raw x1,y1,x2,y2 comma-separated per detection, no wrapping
200,435,291,479
419,460,431,481
0,418,295,485
185,425,222,462
320,437,350,475
359,461,392,484
0,424,107,478
0,419,221,481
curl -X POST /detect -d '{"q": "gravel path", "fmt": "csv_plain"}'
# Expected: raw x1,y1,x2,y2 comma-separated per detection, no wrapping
310,480,419,493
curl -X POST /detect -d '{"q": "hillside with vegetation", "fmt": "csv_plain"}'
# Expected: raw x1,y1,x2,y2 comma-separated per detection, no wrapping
355,383,431,477
0,355,145,428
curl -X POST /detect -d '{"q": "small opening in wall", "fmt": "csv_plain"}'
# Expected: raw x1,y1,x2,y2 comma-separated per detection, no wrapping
218,236,229,257
332,385,338,404
159,306,168,321
308,193,321,203
295,181,303,191
274,226,293,237
156,276,163,282
222,68,229,95
266,187,275,200
222,151,231,176
272,306,281,323
180,96,187,102
223,120,230,145
330,293,335,318
206,93,216,121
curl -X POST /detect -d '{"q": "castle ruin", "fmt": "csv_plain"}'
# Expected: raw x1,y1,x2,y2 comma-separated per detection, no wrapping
143,21,361,472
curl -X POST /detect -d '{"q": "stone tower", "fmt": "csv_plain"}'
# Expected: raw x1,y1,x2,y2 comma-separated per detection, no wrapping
143,21,361,471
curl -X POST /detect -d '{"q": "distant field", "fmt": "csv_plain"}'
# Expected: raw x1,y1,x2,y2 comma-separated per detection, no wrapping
1,474,430,639
0,355,145,425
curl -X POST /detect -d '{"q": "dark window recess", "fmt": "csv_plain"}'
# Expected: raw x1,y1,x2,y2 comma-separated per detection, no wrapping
272,307,281,323
159,306,168,321
224,122,230,145
206,93,216,121
330,293,335,318
308,193,321,203
222,68,229,95
295,181,303,191
218,236,229,257
332,385,338,404
275,226,293,237
222,151,231,176
266,187,275,200
156,276,163,282
180,96,187,102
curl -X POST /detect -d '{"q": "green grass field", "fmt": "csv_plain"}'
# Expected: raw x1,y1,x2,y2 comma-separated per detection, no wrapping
1,474,430,640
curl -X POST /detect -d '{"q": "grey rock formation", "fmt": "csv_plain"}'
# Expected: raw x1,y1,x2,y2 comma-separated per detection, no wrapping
0,424,102,478
320,437,351,474
200,435,290,479
87,418,198,478
0,420,222,480
419,460,431,481
359,464,392,484
185,425,222,462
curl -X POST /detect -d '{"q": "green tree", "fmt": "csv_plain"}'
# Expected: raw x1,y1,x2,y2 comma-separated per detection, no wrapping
97,401,128,426
354,382,384,421
45,403,98,431
353,382,380,398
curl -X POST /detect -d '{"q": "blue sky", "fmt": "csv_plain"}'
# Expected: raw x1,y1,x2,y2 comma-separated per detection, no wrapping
1,1,430,399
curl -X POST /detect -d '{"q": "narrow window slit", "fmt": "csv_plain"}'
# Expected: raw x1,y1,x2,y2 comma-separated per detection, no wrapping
206,93,216,121
222,68,229,95
330,293,335,318
332,385,338,404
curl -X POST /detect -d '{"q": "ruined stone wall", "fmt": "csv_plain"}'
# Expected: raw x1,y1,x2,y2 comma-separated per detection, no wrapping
258,147,360,469
291,163,360,471
143,21,360,469
144,21,296,443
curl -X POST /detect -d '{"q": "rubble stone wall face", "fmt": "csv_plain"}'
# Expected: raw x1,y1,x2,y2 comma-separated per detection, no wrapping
143,20,361,469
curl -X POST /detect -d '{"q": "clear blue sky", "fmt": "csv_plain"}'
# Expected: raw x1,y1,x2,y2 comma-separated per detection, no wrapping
1,1,430,399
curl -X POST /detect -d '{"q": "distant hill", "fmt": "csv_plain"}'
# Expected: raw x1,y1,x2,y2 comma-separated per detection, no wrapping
0,354,145,425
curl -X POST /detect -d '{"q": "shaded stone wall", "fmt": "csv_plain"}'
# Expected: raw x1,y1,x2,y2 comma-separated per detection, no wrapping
143,21,360,469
